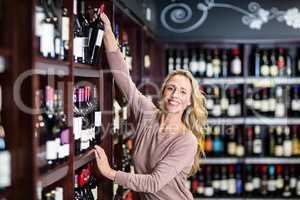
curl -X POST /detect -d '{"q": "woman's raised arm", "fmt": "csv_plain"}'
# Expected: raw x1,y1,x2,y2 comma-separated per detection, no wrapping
101,13,156,123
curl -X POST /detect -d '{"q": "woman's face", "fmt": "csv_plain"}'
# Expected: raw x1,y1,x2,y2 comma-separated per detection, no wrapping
162,74,192,114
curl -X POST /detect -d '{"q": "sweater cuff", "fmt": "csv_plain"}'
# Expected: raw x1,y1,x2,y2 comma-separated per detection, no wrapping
114,170,129,187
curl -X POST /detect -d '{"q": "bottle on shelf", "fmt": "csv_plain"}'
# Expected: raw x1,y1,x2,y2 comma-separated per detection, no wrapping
230,48,242,76
42,187,63,200
89,4,105,65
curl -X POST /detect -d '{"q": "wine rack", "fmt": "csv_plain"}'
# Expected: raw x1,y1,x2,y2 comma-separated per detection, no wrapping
166,43,300,199
0,0,159,199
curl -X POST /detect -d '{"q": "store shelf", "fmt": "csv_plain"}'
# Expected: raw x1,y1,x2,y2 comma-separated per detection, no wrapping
197,77,300,85
208,118,244,125
35,57,69,76
246,77,300,85
194,198,287,200
245,117,300,125
74,67,100,78
40,163,69,188
200,157,242,164
245,157,300,164
74,149,95,170
197,77,244,85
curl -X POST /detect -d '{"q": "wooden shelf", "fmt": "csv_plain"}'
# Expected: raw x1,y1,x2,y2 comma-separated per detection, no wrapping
35,57,70,76
200,157,242,165
74,149,95,170
197,77,244,85
197,77,300,85
245,157,300,164
39,162,69,188
208,118,244,125
0,48,11,56
245,117,300,125
74,67,100,78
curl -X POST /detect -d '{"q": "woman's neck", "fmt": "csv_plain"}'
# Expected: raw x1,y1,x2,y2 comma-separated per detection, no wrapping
159,112,185,134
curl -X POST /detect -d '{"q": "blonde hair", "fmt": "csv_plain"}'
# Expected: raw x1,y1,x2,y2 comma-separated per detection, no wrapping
158,69,208,176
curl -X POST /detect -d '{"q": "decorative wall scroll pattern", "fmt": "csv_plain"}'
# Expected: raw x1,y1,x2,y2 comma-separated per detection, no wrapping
160,0,300,33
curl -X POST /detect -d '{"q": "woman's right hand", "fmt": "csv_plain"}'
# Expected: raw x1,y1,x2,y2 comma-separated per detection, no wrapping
100,12,113,35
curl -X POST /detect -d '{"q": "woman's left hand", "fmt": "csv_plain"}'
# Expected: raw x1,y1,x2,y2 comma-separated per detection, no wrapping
94,145,116,181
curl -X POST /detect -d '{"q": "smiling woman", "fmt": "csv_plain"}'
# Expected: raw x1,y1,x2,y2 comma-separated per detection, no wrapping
94,12,208,200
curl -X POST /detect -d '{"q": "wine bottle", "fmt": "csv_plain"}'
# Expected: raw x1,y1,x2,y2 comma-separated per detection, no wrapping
0,136,11,190
167,49,174,73
245,165,254,196
254,49,260,77
275,126,284,157
221,49,228,77
260,50,270,77
270,49,279,77
212,49,221,78
227,165,236,195
206,49,213,77
89,4,105,65
230,48,242,76
189,49,198,76
260,165,268,196
253,125,263,155
198,49,206,77
277,48,286,76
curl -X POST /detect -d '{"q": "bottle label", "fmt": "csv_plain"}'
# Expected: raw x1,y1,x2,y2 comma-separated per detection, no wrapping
122,106,128,120
275,145,284,156
62,16,70,41
95,111,102,127
291,100,300,111
73,37,84,58
275,103,285,117
236,145,245,156
41,23,55,57
283,141,292,156
73,117,82,140
92,186,98,199
253,139,262,154
261,100,270,112
245,182,253,192
220,179,228,191
228,143,237,155
268,98,276,111
204,186,214,196
189,61,198,73
270,65,278,76
245,98,253,108
0,151,11,188
212,104,222,117
276,178,284,189
206,63,213,77
231,58,242,75
206,99,214,110
220,98,229,110
35,7,45,37
227,104,237,117
252,177,261,189
253,100,262,110
260,65,269,76
197,185,204,194
267,180,276,191
212,180,221,190
95,29,104,47
198,61,206,73
228,179,236,194
46,140,57,160
290,177,297,188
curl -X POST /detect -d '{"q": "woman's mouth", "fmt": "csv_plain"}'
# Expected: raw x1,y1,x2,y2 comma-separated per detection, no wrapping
167,99,180,106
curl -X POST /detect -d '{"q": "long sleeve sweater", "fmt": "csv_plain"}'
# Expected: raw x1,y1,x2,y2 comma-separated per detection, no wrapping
106,49,198,200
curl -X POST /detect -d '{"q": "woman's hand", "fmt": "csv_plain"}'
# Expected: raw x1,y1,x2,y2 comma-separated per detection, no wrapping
100,12,119,52
100,12,113,36
94,145,116,181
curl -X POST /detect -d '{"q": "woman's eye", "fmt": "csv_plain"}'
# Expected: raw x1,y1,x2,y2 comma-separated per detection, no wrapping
166,86,174,91
181,90,186,94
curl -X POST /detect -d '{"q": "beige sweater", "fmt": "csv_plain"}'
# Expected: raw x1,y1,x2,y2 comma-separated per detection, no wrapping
106,50,198,200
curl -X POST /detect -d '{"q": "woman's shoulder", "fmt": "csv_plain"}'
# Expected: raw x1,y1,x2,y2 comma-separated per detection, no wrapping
172,130,198,150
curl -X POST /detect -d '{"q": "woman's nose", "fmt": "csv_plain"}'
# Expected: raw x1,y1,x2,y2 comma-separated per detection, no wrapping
171,88,180,97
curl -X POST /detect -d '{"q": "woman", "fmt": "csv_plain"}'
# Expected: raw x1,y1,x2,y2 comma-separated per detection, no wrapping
94,13,208,200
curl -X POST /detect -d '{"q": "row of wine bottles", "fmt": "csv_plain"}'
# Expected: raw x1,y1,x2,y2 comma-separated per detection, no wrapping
35,0,69,60
188,164,300,198
167,47,300,77
36,86,70,173
246,85,300,117
35,0,105,65
202,85,242,117
74,164,98,200
42,187,63,200
202,84,300,118
73,85,101,155
205,125,300,157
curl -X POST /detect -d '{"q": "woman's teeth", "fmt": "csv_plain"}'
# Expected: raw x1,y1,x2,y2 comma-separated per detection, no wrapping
168,100,179,106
